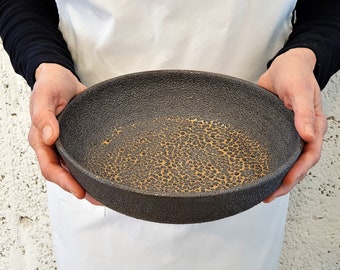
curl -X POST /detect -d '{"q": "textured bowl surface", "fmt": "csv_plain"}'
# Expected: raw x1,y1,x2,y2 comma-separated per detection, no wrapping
56,70,303,223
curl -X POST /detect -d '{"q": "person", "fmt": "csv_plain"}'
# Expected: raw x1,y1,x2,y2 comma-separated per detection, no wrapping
0,0,339,269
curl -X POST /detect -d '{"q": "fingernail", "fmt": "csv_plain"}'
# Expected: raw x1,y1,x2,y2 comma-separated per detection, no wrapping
42,125,52,143
304,123,315,138
264,197,274,204
70,190,79,198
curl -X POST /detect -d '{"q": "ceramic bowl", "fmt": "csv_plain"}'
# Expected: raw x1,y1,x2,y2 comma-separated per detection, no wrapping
56,70,303,223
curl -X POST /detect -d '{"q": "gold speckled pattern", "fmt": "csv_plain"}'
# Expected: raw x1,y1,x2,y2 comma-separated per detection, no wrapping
85,116,269,194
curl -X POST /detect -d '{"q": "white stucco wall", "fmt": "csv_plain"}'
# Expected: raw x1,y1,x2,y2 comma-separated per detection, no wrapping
0,44,339,269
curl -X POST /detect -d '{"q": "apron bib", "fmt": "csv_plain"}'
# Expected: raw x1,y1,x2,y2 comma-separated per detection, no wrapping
50,1,296,269
56,0,296,86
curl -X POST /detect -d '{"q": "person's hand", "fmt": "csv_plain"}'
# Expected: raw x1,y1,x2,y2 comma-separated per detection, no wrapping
28,63,101,205
258,48,328,203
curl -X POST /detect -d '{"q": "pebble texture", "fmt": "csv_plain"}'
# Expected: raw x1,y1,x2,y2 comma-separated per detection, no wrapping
86,116,270,193
0,43,339,269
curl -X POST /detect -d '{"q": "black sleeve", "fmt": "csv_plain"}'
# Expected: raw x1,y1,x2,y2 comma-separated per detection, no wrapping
1,0,340,89
0,0,76,88
270,0,340,89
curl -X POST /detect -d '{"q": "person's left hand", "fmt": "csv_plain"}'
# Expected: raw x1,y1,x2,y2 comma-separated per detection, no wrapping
258,48,328,203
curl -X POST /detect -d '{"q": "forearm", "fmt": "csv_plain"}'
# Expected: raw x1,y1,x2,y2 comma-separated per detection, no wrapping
270,0,340,89
0,0,76,88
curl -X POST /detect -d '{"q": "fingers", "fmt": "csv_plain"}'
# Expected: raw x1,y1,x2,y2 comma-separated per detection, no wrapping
28,91,86,199
26,63,92,202
28,125,86,199
264,144,317,203
85,193,103,206
258,48,328,203
29,124,100,205
264,110,327,203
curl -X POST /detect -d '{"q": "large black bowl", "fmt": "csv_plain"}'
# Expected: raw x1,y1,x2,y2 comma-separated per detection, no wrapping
56,70,303,224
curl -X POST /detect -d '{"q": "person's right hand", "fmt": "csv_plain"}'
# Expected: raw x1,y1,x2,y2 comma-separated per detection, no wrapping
28,63,88,199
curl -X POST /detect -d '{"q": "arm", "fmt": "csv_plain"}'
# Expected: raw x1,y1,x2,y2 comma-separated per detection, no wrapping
269,0,340,89
2,0,339,89
259,0,340,202
0,0,77,88
0,0,88,200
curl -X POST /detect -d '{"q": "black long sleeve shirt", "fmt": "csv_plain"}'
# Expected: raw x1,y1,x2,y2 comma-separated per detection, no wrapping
1,0,340,89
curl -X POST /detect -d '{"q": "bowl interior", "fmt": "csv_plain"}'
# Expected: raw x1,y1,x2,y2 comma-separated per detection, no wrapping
57,70,302,195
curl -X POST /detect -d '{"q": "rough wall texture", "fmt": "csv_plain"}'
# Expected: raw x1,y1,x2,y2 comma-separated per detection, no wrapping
278,71,340,270
0,44,339,269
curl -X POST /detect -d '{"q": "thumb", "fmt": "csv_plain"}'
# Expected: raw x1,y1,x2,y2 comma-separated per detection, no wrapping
29,89,60,146
291,92,317,143
257,72,274,94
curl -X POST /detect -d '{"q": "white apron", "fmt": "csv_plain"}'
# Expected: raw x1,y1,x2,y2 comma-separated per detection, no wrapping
49,1,296,269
